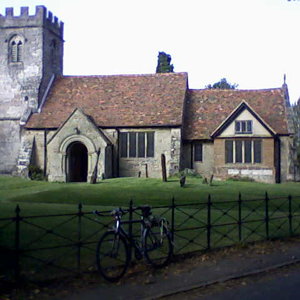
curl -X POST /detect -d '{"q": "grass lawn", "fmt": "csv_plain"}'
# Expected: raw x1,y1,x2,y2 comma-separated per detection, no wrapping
1,175,300,216
1,176,300,282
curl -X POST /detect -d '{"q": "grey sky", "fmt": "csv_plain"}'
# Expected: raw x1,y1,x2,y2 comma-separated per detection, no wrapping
1,0,299,103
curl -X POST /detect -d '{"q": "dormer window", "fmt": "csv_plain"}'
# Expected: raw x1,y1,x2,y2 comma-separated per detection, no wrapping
235,120,252,134
9,35,24,63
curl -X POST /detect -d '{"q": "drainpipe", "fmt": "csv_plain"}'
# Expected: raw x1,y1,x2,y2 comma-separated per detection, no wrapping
116,129,120,177
191,142,194,169
111,144,114,178
43,130,47,177
275,136,281,183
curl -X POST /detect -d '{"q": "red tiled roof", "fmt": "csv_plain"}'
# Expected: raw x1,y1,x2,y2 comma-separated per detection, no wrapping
26,73,188,128
183,88,289,140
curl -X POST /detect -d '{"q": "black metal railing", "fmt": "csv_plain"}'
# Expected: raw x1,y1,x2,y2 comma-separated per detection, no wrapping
1,193,300,285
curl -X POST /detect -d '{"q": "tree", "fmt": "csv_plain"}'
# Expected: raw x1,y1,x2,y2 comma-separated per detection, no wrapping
293,100,300,140
156,52,174,73
292,100,300,165
205,78,238,90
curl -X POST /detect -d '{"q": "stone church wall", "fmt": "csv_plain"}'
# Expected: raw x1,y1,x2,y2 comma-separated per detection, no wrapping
119,128,181,178
0,6,63,174
280,135,298,182
213,138,276,183
193,142,214,178
46,109,110,182
102,129,118,177
0,121,20,173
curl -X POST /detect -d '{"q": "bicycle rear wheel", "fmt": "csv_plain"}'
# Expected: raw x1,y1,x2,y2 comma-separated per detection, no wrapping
96,231,129,282
144,224,173,268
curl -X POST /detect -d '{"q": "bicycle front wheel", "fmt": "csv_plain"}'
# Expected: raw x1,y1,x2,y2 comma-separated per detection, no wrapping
144,224,173,268
96,231,129,282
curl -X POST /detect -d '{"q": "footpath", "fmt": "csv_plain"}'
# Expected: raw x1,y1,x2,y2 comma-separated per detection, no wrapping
57,237,300,300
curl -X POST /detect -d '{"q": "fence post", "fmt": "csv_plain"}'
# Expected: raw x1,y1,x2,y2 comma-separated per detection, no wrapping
238,192,242,242
265,192,269,239
77,203,83,272
171,197,175,243
288,195,293,236
128,200,133,261
207,194,211,250
14,204,21,284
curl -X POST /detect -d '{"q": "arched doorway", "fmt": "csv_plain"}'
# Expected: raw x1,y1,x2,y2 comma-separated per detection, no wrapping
66,142,88,182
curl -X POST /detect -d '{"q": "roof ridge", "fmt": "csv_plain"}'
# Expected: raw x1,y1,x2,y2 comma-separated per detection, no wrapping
26,71,188,128
59,72,188,79
190,87,282,93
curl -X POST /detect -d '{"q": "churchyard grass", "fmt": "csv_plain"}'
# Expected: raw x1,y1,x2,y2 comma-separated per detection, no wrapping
1,176,300,216
1,175,300,281
1,176,300,246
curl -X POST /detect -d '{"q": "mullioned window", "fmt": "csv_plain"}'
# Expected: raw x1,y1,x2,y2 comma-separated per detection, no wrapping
120,132,155,158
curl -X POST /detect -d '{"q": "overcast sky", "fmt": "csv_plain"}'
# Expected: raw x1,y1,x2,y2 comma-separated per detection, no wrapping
1,0,300,103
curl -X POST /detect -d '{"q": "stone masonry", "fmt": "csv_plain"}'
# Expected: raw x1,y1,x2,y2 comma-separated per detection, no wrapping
0,5,296,183
0,6,63,173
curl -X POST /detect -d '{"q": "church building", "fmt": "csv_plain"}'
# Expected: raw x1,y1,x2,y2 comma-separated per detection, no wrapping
0,6,297,183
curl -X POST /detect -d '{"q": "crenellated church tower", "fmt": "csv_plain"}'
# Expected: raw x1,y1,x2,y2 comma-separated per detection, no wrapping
0,6,64,174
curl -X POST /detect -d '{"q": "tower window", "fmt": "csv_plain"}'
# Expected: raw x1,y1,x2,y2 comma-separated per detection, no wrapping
11,41,17,62
17,41,23,62
9,35,24,63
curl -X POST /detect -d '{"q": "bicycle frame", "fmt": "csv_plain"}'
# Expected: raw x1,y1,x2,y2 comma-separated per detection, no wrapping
95,206,173,282
113,213,148,259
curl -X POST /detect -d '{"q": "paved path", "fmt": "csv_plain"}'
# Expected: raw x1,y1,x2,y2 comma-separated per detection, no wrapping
202,265,300,300
56,238,300,300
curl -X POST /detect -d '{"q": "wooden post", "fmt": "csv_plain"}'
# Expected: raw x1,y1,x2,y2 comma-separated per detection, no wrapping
180,175,186,187
209,174,214,186
90,148,101,184
161,154,167,182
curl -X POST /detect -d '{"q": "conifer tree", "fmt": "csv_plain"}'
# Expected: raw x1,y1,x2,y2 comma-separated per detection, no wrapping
156,52,174,73
293,100,300,164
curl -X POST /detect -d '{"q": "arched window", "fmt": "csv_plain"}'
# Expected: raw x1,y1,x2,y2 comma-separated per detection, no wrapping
9,35,24,63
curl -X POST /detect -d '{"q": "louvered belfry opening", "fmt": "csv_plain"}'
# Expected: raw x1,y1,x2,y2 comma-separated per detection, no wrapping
66,142,88,182
10,36,23,63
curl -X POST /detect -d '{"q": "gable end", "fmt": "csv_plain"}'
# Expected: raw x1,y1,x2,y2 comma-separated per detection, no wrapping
211,102,276,138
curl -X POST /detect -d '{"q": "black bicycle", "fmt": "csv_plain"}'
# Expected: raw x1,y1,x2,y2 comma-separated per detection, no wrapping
94,205,173,282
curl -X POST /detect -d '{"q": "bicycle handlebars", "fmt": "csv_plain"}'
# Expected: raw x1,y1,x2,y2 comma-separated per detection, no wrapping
93,205,152,218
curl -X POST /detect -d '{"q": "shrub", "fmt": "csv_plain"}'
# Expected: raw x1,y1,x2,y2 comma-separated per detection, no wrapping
174,168,202,178
28,165,44,181
227,175,255,182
